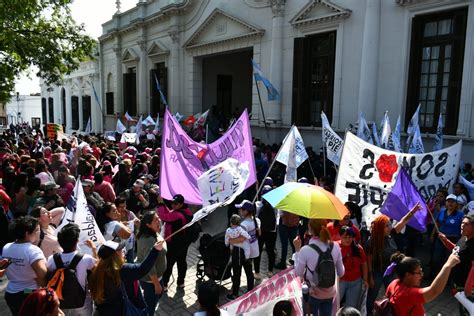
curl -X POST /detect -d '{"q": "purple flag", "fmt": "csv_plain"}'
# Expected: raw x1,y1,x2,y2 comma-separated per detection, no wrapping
380,168,428,232
160,108,257,205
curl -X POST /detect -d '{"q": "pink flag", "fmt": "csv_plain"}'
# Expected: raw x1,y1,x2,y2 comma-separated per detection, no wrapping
160,108,257,204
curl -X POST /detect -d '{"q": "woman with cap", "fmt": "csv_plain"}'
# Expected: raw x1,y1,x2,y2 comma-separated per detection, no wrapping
29,206,64,258
119,179,150,216
254,185,277,278
96,202,132,243
226,200,260,300
431,193,464,279
89,239,164,315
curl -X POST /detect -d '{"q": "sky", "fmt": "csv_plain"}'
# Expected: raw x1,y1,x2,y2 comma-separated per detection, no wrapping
15,0,137,95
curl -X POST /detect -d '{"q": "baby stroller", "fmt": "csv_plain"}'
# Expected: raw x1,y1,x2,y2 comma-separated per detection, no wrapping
196,231,232,284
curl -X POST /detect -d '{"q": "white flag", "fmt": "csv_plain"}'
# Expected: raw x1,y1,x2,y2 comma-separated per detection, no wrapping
116,118,127,134
142,115,156,126
408,125,425,154
153,113,160,134
372,122,381,147
391,116,402,153
284,133,297,183
84,117,91,134
380,111,391,149
321,111,343,165
356,112,373,144
174,112,184,122
56,180,105,256
406,104,421,145
194,109,209,128
120,132,137,144
135,115,143,144
124,111,134,122
433,114,444,151
275,126,309,169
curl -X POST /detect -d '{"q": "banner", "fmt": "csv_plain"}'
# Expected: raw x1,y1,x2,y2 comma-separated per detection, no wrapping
275,126,308,169
120,132,137,144
47,123,63,140
56,181,105,256
221,268,303,315
161,108,257,205
335,132,461,225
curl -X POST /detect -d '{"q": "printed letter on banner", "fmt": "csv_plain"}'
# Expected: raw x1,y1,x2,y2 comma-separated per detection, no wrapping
335,132,461,226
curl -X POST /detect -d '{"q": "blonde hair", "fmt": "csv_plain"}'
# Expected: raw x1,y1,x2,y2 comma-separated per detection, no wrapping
308,219,331,243
89,252,124,304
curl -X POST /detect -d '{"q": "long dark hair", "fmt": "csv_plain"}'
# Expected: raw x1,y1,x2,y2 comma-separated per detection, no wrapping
137,211,157,239
96,202,115,233
339,226,361,257
391,252,421,282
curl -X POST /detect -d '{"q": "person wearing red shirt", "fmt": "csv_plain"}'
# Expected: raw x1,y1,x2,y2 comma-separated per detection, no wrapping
386,252,460,316
327,214,361,243
337,226,368,310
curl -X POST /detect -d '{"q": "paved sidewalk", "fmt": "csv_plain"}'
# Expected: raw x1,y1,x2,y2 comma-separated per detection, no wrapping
0,207,462,315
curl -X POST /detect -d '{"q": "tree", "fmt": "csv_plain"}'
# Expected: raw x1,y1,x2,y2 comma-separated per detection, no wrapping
0,0,95,103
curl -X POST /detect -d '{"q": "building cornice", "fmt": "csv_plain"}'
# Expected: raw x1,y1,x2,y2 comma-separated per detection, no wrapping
290,0,351,28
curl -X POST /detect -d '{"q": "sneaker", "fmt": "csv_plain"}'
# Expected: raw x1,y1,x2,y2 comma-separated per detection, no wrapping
226,294,237,301
253,273,262,280
275,262,287,270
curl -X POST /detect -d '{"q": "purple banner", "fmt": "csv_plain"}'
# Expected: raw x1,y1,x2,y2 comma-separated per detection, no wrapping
160,108,257,205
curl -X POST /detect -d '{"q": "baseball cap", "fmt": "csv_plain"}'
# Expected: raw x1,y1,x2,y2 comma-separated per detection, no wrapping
235,199,255,212
457,195,467,206
261,185,273,195
98,240,126,260
141,174,154,181
298,177,309,183
172,194,184,204
133,179,145,188
43,181,60,191
446,194,457,201
263,177,273,186
82,179,94,187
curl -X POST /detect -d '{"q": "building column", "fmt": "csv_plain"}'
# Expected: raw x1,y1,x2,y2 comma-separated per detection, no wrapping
268,0,285,124
137,38,148,115
78,78,84,131
168,24,180,112
65,83,72,132
357,0,381,120
113,45,123,115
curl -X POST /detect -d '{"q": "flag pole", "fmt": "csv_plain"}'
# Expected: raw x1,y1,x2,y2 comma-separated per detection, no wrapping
254,75,270,139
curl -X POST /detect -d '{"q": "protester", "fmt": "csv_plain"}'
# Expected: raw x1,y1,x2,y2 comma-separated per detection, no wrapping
136,211,167,316
366,203,422,314
89,240,163,315
18,287,65,316
337,226,367,309
336,306,360,316
225,214,251,259
93,173,116,203
115,197,139,262
96,202,131,242
385,252,460,315
158,194,193,291
30,206,64,258
119,179,150,216
272,300,296,316
195,280,229,316
46,224,97,315
276,210,299,270
327,212,361,242
293,218,344,316
34,182,65,210
3,216,47,316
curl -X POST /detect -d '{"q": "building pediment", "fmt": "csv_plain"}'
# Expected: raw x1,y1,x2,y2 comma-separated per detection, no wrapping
147,41,169,57
184,8,264,49
290,0,351,28
122,48,139,63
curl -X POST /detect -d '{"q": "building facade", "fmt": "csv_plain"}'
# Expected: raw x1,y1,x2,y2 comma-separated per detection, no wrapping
43,0,474,160
5,95,42,128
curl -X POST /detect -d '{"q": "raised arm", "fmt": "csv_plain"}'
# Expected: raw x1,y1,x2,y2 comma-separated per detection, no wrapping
121,243,162,281
50,207,65,226
393,203,422,234
422,253,460,302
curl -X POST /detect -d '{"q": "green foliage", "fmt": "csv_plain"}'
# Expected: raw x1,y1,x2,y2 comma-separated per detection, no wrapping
0,0,96,102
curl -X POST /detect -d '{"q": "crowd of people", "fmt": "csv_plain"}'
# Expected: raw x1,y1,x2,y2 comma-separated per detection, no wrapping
0,122,470,316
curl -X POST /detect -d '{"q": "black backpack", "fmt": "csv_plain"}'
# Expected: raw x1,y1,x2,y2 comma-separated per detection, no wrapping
47,254,86,309
306,243,335,288
177,209,201,244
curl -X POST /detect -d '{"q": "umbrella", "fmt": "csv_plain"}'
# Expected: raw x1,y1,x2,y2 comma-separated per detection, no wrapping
262,182,349,220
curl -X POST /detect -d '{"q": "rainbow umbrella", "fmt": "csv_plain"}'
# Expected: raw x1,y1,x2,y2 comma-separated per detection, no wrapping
262,182,349,220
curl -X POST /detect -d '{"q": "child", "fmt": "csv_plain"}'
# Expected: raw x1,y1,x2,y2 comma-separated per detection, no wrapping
225,214,251,259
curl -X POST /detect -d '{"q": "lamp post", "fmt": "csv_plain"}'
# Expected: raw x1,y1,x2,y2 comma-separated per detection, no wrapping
16,92,20,125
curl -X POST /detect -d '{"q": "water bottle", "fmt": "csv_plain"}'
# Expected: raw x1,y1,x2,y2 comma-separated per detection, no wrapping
302,283,309,302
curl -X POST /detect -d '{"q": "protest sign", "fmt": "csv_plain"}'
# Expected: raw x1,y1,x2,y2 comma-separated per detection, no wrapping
161,108,256,205
335,132,461,226
47,123,63,140
221,268,303,315
56,181,105,256
120,132,138,144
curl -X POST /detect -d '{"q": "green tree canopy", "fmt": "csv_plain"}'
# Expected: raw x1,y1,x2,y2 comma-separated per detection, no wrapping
0,0,95,103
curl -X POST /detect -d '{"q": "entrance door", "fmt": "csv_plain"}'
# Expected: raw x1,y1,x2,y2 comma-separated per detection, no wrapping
216,75,232,118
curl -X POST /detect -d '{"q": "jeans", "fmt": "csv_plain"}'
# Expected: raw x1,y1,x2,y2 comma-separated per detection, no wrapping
140,281,163,316
303,296,333,316
278,224,298,264
366,271,394,314
5,291,30,316
231,247,254,296
254,231,276,273
162,242,189,287
63,292,93,316
339,278,362,309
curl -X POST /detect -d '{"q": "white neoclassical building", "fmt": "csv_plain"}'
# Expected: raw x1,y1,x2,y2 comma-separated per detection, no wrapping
43,0,474,160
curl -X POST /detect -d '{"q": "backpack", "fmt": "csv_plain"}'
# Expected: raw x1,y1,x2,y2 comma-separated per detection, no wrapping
47,253,86,309
373,287,408,316
177,209,201,244
306,243,335,288
258,202,276,232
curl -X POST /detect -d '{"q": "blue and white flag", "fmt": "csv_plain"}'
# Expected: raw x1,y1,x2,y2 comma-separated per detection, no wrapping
84,117,91,134
406,104,421,146
135,115,143,144
154,73,168,106
372,122,381,147
174,112,184,122
433,114,444,151
391,116,402,153
356,112,373,144
116,118,127,134
252,59,280,101
380,111,391,149
408,125,425,154
154,113,160,133
142,115,156,127
92,83,101,108
321,111,343,165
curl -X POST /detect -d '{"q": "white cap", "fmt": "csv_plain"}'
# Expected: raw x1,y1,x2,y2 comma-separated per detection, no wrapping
446,194,457,201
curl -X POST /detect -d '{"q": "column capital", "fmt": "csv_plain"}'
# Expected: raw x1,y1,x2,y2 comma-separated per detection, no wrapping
113,45,121,57
270,0,285,16
168,30,179,43
137,39,147,51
